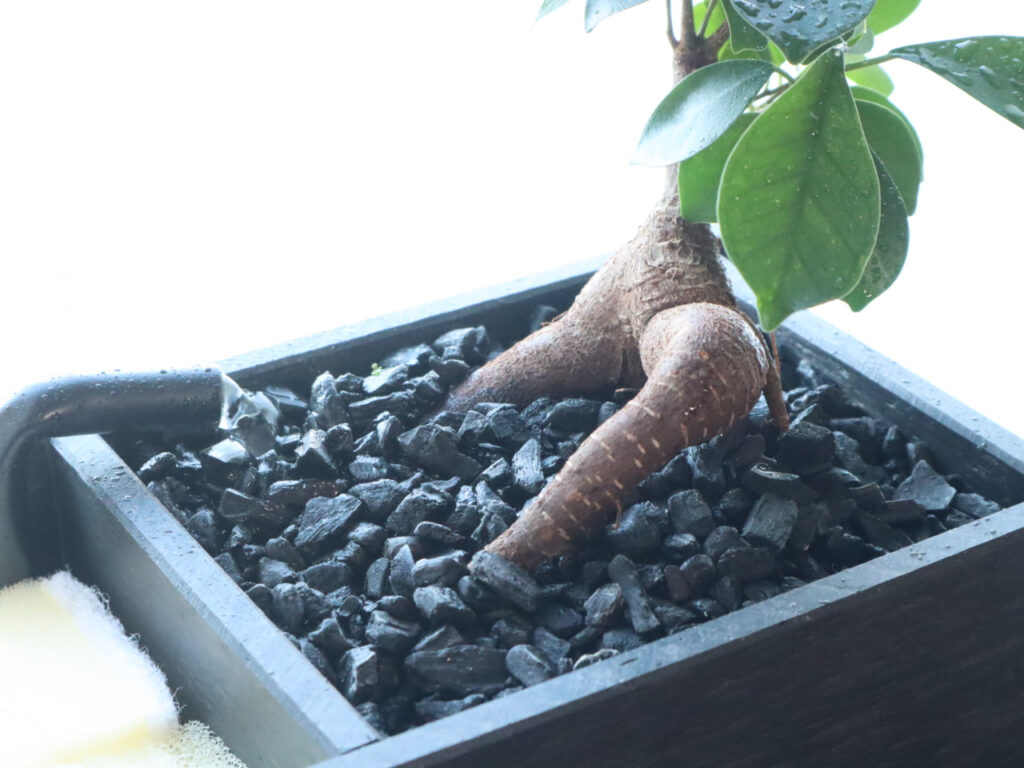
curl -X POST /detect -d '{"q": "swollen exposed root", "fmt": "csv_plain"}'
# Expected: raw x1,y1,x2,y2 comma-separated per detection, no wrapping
483,303,772,569
447,198,788,570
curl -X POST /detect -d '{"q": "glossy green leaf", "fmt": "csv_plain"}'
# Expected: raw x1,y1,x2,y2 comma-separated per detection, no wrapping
719,37,773,62
848,63,894,95
844,157,909,311
719,50,880,330
584,0,649,32
726,0,876,63
678,113,756,222
537,0,573,20
847,24,875,55
849,84,888,104
694,0,727,37
722,0,769,54
719,35,784,64
633,60,773,166
856,99,922,213
892,37,1024,129
867,0,921,35
849,86,923,164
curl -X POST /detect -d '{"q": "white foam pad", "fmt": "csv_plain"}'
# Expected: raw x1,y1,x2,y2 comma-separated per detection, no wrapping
0,572,179,767
56,721,248,768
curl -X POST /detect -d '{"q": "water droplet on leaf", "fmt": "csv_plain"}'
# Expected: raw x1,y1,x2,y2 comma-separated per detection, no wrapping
733,0,760,16
978,65,1001,88
1005,103,1024,121
782,4,806,22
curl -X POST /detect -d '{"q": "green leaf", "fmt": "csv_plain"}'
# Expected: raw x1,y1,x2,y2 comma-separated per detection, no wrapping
722,0,769,54
850,86,924,165
584,0,649,32
719,37,773,62
867,0,921,35
846,24,875,55
719,35,785,64
844,157,909,311
892,37,1024,129
726,0,876,63
719,49,880,330
632,60,773,166
849,84,887,103
537,0,573,20
847,63,894,95
855,99,922,213
694,0,727,37
678,113,756,222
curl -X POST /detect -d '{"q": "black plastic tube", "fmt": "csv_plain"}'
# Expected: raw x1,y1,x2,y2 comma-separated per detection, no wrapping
0,368,225,584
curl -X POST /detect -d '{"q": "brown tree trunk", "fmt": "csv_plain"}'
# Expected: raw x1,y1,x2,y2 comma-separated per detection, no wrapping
485,302,776,569
446,190,788,570
446,16,788,571
446,197,734,410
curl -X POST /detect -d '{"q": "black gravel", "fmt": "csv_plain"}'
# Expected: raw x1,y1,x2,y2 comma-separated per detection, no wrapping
125,308,1004,738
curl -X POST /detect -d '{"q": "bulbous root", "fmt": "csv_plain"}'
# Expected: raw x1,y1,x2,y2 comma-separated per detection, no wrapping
445,197,788,571
484,302,785,569
445,313,616,413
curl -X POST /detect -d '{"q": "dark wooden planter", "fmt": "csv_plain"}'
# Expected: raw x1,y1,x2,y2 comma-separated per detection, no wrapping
16,258,1024,767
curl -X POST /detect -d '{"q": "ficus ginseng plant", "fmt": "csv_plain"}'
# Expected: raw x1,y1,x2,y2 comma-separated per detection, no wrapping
453,0,1024,572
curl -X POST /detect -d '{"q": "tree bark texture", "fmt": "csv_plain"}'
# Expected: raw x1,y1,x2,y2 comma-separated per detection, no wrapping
446,192,788,570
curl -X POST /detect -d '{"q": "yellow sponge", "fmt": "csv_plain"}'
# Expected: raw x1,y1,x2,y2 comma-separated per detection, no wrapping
56,721,248,768
0,572,179,768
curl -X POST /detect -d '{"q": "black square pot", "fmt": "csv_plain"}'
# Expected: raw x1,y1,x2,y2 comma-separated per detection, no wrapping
25,258,1024,767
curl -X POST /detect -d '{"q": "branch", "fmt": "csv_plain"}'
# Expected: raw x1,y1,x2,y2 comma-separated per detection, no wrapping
673,2,728,81
666,0,678,46
753,82,790,105
704,21,730,56
696,0,719,39
845,53,896,71
679,0,697,53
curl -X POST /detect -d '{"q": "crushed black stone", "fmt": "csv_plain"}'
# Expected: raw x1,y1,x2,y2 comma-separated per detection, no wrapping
505,644,556,686
126,310,1004,738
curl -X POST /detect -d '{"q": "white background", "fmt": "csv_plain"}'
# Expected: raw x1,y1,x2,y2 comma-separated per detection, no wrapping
1,1,1022,436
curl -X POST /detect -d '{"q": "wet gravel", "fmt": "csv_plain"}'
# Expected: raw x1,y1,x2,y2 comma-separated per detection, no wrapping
125,307,1002,736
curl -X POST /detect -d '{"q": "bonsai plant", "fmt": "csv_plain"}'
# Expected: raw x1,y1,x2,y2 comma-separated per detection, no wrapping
443,0,1024,569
